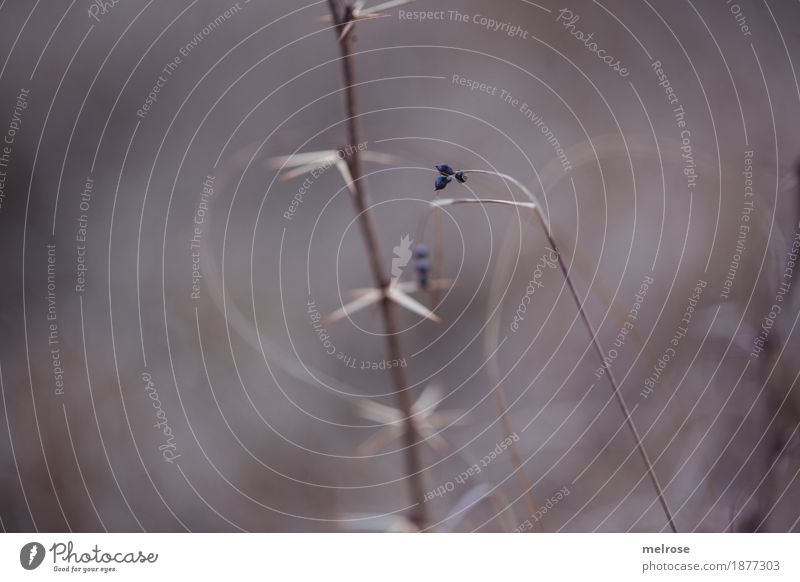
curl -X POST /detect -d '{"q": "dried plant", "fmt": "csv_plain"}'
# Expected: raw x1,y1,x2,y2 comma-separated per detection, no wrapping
322,0,428,528
431,165,679,532
270,1,682,533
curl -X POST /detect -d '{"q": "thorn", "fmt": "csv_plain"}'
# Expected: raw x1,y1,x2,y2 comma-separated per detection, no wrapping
386,287,440,322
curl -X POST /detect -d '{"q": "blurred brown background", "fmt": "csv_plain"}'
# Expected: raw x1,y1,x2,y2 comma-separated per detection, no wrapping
0,0,799,532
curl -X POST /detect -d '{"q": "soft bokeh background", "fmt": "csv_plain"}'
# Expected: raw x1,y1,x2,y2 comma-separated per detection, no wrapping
0,0,799,532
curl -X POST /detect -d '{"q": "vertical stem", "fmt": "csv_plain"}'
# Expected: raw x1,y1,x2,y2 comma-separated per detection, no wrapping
431,207,443,304
538,214,677,533
490,375,543,530
326,1,427,529
466,170,678,532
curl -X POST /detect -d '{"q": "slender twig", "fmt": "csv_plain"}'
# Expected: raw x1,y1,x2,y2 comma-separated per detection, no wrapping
326,0,427,528
458,169,678,533
745,163,800,531
421,194,542,530
491,374,543,530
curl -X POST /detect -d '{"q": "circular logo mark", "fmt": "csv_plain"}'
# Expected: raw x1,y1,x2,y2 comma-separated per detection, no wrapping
20,542,46,570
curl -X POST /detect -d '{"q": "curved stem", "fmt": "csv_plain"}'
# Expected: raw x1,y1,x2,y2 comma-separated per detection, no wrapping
463,169,678,533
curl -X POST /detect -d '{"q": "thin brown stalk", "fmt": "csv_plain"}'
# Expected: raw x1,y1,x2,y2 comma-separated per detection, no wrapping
326,0,427,529
423,195,541,530
431,206,444,304
463,169,678,533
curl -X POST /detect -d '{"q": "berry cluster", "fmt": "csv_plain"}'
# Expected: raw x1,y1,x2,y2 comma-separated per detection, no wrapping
434,163,467,191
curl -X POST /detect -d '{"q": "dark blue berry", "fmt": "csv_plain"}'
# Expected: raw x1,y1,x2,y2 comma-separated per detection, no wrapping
435,163,455,176
454,171,467,183
435,175,452,191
